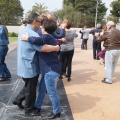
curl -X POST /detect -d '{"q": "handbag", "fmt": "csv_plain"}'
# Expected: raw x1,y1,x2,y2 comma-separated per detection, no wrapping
98,50,105,59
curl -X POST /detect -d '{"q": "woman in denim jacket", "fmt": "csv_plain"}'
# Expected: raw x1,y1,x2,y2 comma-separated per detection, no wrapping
0,24,11,81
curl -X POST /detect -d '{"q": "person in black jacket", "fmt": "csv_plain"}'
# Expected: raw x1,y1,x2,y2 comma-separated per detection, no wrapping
89,24,102,60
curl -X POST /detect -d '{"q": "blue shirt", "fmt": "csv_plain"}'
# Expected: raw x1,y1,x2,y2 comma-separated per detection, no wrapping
89,28,102,40
28,34,61,74
0,26,9,45
52,28,65,39
17,24,42,78
36,28,42,36
37,27,65,39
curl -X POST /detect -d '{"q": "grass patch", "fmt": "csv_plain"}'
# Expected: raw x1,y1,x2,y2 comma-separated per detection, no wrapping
9,37,18,43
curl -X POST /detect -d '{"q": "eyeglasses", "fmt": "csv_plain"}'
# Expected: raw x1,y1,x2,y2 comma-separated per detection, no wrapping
36,20,41,24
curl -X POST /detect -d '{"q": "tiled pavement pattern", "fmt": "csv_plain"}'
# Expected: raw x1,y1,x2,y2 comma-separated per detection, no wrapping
62,35,120,120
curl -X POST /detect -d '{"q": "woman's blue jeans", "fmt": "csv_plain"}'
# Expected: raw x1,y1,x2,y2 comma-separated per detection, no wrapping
45,71,60,114
0,45,11,78
35,71,60,114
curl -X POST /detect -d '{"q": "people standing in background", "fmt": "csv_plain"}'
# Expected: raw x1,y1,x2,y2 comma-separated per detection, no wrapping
81,26,89,50
89,23,102,60
0,23,11,81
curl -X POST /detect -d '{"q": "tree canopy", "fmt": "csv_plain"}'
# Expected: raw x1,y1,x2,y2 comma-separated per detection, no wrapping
29,3,48,15
54,0,107,27
110,0,120,17
0,0,24,24
54,4,81,27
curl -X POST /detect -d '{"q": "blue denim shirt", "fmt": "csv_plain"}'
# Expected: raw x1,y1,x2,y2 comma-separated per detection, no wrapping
17,24,42,78
0,26,9,45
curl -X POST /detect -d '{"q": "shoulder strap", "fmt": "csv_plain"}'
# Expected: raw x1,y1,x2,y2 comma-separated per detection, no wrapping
1,25,8,38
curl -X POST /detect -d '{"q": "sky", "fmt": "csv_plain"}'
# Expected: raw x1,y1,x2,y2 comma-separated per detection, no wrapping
20,0,63,13
102,0,113,15
20,0,113,15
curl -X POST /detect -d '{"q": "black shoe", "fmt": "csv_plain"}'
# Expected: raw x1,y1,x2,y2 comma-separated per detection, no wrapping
6,76,11,79
102,79,112,84
64,74,68,77
25,110,40,116
65,74,71,78
13,101,24,109
34,107,41,114
0,78,7,81
47,112,61,119
59,76,63,80
64,74,71,81
62,73,67,76
67,77,71,82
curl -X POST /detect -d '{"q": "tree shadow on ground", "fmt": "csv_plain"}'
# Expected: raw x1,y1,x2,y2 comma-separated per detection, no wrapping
67,92,100,113
62,68,97,87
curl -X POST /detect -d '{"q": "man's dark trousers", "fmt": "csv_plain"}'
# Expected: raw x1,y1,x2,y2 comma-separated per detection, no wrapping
81,39,88,50
93,40,101,59
14,75,39,113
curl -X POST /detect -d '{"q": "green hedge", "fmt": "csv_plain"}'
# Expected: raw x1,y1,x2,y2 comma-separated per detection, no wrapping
8,32,18,37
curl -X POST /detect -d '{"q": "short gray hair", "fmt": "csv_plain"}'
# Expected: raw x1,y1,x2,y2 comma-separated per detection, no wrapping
96,23,101,28
106,21,115,27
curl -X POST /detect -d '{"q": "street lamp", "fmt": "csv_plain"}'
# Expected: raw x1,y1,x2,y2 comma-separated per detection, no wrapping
95,0,98,28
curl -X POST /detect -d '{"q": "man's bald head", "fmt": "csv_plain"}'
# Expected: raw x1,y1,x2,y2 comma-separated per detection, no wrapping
47,14,54,20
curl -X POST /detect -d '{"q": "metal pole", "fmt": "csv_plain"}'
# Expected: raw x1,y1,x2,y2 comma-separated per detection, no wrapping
95,0,98,28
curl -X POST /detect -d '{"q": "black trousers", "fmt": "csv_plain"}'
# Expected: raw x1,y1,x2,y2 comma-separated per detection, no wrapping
93,40,101,59
14,75,39,113
60,50,74,78
81,39,88,50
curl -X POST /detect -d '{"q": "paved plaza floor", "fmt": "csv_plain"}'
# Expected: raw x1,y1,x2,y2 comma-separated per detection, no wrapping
63,36,120,120
0,36,120,120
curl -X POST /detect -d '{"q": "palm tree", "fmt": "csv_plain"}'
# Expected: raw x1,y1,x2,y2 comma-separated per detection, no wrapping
31,3,48,15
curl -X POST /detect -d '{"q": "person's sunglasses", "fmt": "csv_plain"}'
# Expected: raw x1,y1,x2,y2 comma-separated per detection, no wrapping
36,20,41,24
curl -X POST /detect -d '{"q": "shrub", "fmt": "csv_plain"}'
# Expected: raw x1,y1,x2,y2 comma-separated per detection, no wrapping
8,32,18,37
